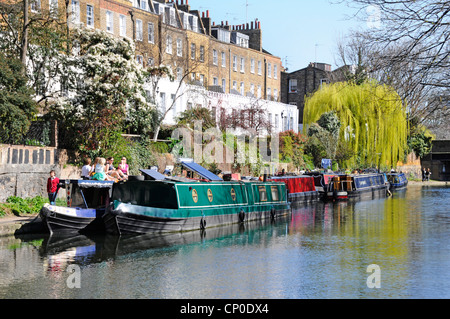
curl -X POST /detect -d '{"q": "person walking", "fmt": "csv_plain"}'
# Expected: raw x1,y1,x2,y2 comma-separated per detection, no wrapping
47,170,60,205
426,168,432,181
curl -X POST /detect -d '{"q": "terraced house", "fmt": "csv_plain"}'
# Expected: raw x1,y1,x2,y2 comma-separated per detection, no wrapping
6,0,298,133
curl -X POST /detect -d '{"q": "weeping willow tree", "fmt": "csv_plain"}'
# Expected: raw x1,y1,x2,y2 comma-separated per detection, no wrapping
303,81,408,168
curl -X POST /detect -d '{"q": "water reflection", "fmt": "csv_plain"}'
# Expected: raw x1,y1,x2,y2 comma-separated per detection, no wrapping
2,186,449,299
16,216,292,267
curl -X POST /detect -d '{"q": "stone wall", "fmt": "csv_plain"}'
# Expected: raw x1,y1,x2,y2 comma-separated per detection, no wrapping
0,145,78,202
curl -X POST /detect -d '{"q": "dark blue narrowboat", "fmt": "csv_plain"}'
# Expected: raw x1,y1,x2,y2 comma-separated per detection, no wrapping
345,173,389,197
386,172,408,190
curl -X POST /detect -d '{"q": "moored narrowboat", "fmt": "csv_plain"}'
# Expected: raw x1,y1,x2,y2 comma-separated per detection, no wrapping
39,180,114,235
269,175,319,204
309,173,348,201
386,172,408,190
344,173,389,197
103,179,290,235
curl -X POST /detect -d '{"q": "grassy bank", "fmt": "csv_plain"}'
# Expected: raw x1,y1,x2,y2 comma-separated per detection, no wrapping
0,196,66,218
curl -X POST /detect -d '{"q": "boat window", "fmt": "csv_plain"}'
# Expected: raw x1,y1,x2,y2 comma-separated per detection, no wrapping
192,189,198,203
258,186,268,202
112,181,178,209
70,185,110,208
207,189,213,202
271,186,279,201
230,188,236,201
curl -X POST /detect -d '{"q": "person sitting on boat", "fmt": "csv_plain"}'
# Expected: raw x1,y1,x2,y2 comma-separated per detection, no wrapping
106,157,126,180
93,158,115,181
81,157,92,180
118,157,129,179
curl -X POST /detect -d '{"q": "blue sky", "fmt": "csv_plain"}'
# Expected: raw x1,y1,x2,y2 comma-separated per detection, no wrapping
188,0,364,71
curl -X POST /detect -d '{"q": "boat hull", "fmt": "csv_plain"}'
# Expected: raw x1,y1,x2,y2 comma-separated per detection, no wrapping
103,204,291,235
40,204,105,235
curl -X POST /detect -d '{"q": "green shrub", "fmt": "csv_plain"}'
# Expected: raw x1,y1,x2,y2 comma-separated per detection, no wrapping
0,196,47,216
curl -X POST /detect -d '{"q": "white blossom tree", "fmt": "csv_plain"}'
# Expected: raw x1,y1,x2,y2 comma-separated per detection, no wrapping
50,27,156,152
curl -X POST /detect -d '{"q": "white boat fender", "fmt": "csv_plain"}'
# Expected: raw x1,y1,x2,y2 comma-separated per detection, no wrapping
387,189,392,197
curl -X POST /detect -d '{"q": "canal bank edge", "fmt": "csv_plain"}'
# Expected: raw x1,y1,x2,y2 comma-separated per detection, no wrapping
0,215,38,236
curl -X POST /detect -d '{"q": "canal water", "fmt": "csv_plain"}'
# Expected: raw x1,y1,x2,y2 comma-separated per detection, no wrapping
0,185,449,299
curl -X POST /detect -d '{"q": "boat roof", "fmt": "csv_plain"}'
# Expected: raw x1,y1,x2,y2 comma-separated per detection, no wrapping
61,179,114,188
270,175,313,180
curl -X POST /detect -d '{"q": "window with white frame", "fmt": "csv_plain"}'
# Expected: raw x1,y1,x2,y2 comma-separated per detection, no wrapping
169,8,176,27
274,64,278,79
171,94,177,119
289,79,298,93
148,57,155,67
250,83,255,95
199,74,205,85
71,0,80,24
240,82,244,95
267,88,271,100
86,4,94,28
106,11,113,33
257,85,262,98
177,38,183,57
119,15,126,37
176,67,183,81
191,43,196,60
141,0,147,11
49,0,58,14
221,52,226,67
240,57,245,73
160,92,166,113
166,35,172,54
213,77,219,86
233,81,237,90
233,55,237,71
250,59,255,73
199,46,205,62
222,79,226,92
213,49,218,65
268,63,272,78
148,23,155,43
274,89,278,101
136,55,143,66
275,114,279,130
258,60,262,75
147,22,155,43
31,0,41,13
136,19,143,41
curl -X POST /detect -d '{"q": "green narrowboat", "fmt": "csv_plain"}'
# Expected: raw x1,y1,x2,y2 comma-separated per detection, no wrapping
103,179,291,235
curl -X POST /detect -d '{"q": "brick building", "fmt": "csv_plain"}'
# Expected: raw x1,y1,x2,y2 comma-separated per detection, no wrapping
14,0,296,132
281,63,332,128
